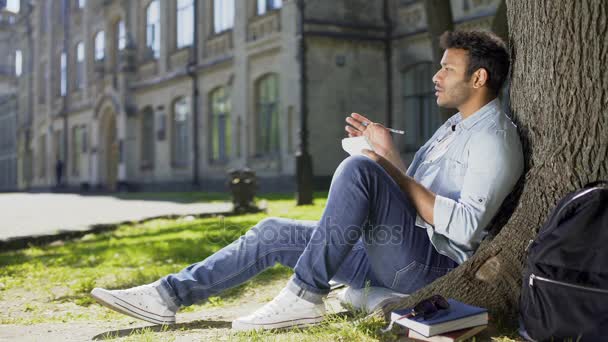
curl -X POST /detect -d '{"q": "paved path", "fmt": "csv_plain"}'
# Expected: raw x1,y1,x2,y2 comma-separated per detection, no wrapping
0,193,233,241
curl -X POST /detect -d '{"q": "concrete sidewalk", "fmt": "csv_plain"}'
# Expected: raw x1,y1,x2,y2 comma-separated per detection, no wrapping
0,193,232,242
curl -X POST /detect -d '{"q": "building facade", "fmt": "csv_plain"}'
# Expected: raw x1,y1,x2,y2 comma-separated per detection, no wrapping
0,6,18,191
9,0,501,192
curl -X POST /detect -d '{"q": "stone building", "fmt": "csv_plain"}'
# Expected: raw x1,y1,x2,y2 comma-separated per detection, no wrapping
10,0,501,192
0,5,18,191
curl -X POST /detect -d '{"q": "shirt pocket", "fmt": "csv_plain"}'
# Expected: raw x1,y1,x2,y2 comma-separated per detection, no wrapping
444,158,467,187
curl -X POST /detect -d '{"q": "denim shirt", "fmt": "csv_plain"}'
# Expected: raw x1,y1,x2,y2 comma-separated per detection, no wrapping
406,99,524,264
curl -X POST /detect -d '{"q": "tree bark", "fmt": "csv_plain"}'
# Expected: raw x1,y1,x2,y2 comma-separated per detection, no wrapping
379,0,608,323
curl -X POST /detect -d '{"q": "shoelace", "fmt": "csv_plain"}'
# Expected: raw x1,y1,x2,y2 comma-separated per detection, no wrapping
251,294,297,318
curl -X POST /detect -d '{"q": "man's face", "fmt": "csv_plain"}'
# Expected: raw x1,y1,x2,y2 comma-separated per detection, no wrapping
432,48,473,108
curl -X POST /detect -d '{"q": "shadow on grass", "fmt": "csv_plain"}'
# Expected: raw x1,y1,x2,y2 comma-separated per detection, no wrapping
92,311,356,340
91,320,233,340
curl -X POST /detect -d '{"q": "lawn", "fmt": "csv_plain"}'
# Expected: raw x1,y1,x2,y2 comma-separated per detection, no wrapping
0,192,521,341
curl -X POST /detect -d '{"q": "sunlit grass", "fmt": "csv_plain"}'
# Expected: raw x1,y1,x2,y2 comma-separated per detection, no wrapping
0,191,520,340
0,192,327,325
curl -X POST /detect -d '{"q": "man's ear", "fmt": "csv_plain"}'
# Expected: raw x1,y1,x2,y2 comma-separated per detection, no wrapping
473,68,489,89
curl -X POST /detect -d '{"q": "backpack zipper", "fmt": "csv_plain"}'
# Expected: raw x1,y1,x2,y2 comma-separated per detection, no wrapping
529,273,608,294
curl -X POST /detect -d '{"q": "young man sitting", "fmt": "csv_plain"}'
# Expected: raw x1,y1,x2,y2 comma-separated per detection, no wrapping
92,30,523,331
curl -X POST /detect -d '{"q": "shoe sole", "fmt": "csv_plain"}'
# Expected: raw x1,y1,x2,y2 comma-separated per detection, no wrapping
232,316,324,331
91,288,176,325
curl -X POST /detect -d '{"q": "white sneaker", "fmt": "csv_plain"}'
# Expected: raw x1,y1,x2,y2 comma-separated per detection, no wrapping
232,288,326,331
91,282,177,325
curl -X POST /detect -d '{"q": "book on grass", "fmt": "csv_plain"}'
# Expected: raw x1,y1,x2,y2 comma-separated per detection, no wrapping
408,324,487,342
390,299,488,337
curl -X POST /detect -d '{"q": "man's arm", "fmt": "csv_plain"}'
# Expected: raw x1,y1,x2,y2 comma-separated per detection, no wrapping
363,149,436,225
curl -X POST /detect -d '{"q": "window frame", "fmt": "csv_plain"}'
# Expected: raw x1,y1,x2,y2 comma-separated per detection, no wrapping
94,30,105,61
209,87,232,163
257,0,282,16
171,97,191,168
401,62,442,152
213,0,235,34
176,0,194,49
145,0,161,59
255,73,280,156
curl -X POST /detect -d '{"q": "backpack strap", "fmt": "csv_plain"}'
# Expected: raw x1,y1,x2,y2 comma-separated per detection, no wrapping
584,180,608,188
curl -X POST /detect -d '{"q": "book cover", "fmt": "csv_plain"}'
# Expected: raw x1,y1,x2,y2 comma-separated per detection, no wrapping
408,324,487,342
390,299,488,337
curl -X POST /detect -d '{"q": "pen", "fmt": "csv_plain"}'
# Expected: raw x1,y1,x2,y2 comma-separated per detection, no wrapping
361,122,405,135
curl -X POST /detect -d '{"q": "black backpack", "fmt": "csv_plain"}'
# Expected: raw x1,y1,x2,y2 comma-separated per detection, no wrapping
519,181,608,341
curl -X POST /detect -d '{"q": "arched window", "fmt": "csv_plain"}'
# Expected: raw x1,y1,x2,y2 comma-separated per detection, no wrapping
210,87,231,162
172,97,190,167
255,74,279,155
401,62,441,152
146,0,161,59
176,0,194,48
76,42,85,89
213,0,234,33
141,107,155,169
94,30,105,61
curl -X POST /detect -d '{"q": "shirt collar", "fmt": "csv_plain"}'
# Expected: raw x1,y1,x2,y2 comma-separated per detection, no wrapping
451,98,501,131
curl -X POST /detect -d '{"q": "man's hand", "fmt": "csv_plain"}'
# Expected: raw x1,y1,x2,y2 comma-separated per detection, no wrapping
345,112,405,172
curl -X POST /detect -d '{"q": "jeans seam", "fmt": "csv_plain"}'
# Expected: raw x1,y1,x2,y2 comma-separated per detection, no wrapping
391,260,419,289
190,246,305,292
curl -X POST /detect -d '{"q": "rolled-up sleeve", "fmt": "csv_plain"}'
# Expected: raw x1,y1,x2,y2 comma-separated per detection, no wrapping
432,129,523,248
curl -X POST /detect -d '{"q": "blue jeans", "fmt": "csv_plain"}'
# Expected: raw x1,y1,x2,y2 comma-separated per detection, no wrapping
158,156,457,307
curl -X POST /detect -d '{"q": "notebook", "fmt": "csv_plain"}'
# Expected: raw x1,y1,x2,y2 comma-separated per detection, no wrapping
390,299,488,337
341,136,374,156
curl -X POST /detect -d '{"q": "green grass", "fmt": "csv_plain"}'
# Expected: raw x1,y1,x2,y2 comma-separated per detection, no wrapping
0,193,327,323
0,191,521,341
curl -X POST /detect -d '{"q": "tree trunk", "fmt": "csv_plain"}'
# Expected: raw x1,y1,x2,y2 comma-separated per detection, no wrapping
379,0,608,323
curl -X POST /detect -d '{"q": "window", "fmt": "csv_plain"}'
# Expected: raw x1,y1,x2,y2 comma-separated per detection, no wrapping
172,97,190,167
176,0,194,48
78,0,86,9
141,107,155,168
60,52,67,96
6,0,20,13
146,0,160,59
210,87,231,162
213,0,234,33
94,30,105,61
257,0,282,15
255,74,280,155
14,50,22,76
76,42,85,89
117,20,126,51
71,126,81,176
401,62,441,152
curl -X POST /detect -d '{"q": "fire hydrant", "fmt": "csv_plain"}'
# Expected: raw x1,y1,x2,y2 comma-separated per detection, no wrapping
227,168,259,213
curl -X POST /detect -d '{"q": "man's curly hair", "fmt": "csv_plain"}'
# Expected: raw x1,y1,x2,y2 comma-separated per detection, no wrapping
440,30,509,95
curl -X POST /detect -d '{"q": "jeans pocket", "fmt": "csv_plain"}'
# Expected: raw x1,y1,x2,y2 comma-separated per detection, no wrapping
390,261,453,294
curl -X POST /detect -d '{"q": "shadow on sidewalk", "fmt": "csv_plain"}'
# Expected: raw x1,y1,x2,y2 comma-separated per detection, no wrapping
92,320,232,340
